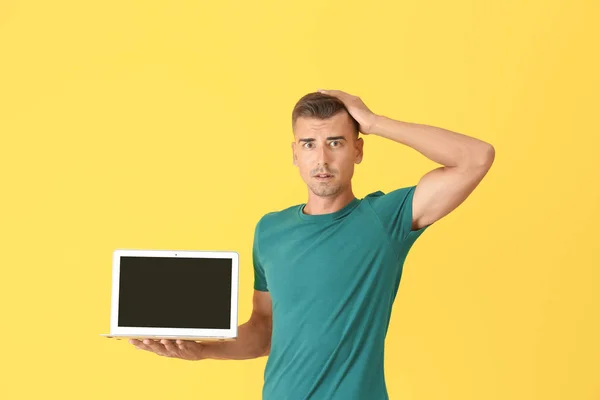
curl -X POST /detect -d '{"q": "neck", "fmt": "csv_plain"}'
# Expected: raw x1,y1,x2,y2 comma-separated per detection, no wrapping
303,185,356,215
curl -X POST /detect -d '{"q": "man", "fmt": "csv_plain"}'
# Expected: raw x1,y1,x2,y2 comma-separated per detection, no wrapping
131,90,495,399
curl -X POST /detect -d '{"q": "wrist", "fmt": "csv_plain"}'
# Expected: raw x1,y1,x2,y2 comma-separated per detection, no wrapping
367,114,386,136
197,341,230,360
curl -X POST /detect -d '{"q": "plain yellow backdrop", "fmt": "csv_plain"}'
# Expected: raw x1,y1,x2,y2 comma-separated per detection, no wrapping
1,0,598,399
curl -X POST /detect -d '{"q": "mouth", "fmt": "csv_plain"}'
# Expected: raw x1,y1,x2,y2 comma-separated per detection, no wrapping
314,173,334,180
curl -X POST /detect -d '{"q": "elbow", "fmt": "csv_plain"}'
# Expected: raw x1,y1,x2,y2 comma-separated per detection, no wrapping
484,144,496,166
468,144,495,169
250,314,272,358
261,341,271,357
255,334,271,358
260,323,272,357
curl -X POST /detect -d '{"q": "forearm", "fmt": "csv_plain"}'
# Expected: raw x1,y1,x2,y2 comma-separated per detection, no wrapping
370,115,494,167
200,316,271,360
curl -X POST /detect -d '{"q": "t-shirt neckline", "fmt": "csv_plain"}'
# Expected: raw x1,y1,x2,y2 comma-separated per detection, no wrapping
297,197,360,222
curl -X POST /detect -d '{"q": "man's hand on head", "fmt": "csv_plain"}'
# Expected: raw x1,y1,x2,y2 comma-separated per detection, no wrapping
130,338,206,361
317,89,379,135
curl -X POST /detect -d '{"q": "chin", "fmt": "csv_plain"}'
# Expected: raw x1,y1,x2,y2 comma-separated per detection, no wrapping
309,184,344,198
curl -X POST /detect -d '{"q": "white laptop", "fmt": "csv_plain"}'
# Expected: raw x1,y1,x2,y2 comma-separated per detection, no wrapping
101,249,238,342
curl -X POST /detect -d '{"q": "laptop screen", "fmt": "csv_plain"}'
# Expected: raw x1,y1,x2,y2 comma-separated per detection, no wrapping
117,256,232,329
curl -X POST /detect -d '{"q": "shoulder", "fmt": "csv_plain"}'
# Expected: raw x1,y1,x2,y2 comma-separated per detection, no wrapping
363,185,416,205
256,204,301,230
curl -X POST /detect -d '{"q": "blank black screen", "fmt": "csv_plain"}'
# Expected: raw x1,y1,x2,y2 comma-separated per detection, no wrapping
118,256,232,329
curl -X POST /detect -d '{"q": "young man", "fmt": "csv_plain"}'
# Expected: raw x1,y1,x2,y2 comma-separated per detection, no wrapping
131,90,495,399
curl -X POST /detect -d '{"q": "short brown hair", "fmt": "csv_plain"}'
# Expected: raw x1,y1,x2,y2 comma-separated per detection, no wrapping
292,92,359,136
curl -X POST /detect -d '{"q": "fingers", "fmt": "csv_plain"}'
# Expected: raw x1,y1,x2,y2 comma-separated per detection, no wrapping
176,339,198,353
318,89,345,97
130,339,150,351
147,339,177,357
129,339,177,357
176,339,205,360
129,338,202,360
161,339,179,353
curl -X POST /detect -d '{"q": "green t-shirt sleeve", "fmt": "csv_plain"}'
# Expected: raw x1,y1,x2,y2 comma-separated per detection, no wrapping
253,217,269,292
365,185,432,249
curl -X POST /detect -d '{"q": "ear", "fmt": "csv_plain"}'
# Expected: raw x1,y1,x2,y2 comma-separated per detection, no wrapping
355,137,364,164
291,142,297,166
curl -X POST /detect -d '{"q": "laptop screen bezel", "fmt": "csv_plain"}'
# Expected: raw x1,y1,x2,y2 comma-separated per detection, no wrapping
109,249,238,338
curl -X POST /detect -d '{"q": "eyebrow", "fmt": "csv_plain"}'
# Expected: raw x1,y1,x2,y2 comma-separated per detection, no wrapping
298,136,346,142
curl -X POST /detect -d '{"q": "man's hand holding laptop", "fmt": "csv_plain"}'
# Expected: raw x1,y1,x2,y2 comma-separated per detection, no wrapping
128,289,273,361
106,250,273,361
130,339,206,360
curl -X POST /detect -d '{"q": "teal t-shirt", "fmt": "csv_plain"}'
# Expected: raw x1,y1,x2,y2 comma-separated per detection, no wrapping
253,185,433,400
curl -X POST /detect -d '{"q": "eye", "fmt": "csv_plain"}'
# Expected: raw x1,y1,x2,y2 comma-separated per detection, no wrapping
329,140,341,147
303,142,314,149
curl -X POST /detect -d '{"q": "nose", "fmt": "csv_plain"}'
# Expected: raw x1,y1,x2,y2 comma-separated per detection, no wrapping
316,143,331,166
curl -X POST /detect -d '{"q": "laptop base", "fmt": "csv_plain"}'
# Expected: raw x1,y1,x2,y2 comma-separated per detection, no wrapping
100,334,235,342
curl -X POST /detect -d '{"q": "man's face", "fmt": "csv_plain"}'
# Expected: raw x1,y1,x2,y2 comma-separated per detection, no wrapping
292,111,363,198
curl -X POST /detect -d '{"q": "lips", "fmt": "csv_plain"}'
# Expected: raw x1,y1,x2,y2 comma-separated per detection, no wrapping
314,174,333,178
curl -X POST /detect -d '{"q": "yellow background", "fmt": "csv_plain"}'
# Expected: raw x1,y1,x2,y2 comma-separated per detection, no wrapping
1,0,598,399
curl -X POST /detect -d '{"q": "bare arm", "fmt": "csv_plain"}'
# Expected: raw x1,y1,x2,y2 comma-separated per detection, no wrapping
366,115,495,230
316,90,495,231
202,289,272,360
130,290,273,361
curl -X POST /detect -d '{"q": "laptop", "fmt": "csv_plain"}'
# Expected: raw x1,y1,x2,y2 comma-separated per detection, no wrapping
101,249,238,342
